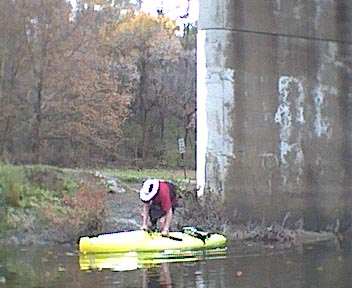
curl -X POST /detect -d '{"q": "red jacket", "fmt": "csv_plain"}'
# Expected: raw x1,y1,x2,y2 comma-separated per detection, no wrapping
152,181,178,212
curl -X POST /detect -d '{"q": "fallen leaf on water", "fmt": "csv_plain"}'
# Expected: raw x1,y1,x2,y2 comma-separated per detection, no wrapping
263,245,274,249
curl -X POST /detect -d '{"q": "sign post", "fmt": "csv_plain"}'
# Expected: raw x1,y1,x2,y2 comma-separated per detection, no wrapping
178,138,187,178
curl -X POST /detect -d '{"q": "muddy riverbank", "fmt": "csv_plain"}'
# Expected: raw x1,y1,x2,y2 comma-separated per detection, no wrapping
0,168,338,248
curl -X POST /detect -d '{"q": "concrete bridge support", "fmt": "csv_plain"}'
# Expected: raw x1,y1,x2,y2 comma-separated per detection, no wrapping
197,0,352,229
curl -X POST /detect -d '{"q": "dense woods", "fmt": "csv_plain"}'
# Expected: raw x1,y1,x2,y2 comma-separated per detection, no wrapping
0,0,196,169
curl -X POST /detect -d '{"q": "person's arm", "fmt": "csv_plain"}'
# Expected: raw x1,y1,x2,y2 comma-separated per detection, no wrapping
141,202,150,230
161,208,173,235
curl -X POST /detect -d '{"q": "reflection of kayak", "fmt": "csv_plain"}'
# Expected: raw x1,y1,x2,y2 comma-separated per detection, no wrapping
79,227,227,254
79,248,227,271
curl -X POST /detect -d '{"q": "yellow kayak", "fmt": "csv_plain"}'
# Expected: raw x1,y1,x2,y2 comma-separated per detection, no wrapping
79,227,227,254
79,248,227,271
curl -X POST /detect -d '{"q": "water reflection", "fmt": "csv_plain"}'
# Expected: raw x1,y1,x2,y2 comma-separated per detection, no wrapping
142,263,172,288
78,248,227,287
79,248,227,271
1,240,352,287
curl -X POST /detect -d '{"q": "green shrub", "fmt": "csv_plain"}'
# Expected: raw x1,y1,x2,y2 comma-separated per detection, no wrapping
0,165,23,207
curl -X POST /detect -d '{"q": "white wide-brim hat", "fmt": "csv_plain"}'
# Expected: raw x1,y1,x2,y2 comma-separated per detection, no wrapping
139,178,159,202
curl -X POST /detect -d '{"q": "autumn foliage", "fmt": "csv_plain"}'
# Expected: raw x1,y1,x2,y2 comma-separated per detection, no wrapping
0,0,196,168
43,181,108,237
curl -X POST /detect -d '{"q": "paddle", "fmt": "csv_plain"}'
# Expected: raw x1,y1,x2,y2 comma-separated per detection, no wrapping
146,228,183,241
162,234,183,241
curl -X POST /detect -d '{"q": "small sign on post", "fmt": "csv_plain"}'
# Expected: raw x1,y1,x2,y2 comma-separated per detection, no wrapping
178,138,186,154
178,138,187,178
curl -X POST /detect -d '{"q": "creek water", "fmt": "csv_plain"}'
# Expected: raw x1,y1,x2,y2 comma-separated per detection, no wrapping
0,239,351,288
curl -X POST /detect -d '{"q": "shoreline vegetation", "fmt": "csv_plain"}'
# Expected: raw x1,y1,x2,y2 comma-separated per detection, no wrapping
0,165,338,248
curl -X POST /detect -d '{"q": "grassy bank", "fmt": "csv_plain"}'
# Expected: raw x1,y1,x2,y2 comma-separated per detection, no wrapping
0,165,108,243
0,164,336,247
0,164,197,244
102,168,195,183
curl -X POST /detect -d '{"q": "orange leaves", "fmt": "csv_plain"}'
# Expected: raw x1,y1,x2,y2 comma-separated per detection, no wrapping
110,13,180,60
62,182,107,215
43,181,108,232
0,0,194,167
37,5,132,155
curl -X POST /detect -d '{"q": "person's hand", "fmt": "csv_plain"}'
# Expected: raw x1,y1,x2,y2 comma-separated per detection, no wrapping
141,224,149,231
161,228,169,236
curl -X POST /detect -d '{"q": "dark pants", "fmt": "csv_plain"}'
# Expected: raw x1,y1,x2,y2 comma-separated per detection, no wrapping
149,203,178,227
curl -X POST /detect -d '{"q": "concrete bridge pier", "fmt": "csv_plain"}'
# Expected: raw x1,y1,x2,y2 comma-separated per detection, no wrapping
197,0,352,229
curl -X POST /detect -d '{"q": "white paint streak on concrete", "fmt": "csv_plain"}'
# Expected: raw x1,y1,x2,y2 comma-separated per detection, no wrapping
326,42,345,69
262,101,271,122
313,82,336,138
196,27,235,196
273,0,281,17
196,30,208,196
206,67,234,196
293,0,304,20
296,81,305,124
275,76,293,164
293,7,300,20
313,42,339,139
275,76,305,185
314,0,322,31
276,0,281,11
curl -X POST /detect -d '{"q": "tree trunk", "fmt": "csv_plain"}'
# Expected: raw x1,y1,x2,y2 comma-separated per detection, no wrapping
0,52,15,159
139,60,148,161
0,117,10,157
33,79,43,164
